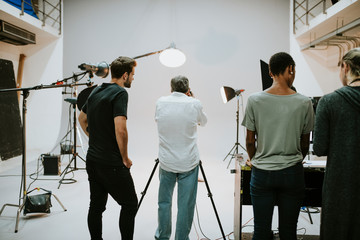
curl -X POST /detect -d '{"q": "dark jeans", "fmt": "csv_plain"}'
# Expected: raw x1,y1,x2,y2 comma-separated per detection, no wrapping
86,161,138,240
250,163,305,240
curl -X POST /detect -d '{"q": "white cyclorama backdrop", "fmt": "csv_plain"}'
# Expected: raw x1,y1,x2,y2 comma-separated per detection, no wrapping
62,0,292,164
1,0,340,238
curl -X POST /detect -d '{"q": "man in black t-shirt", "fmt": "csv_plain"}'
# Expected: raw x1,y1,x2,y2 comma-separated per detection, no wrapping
79,56,138,240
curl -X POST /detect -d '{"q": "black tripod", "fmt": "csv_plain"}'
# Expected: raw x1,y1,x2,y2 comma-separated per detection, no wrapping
58,96,87,189
138,159,226,240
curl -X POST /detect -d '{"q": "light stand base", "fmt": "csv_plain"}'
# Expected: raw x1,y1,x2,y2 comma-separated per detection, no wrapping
58,101,86,189
58,153,85,189
223,142,246,169
0,193,67,233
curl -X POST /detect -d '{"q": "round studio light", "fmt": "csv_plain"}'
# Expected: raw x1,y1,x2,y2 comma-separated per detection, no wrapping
159,47,186,68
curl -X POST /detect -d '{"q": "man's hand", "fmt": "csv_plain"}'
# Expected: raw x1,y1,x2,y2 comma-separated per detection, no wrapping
123,157,133,169
186,89,194,97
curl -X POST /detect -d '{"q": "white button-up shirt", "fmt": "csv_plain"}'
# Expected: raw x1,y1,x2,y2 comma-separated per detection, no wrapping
155,92,207,173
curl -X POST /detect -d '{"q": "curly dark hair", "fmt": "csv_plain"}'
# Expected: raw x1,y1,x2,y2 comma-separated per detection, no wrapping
269,52,295,76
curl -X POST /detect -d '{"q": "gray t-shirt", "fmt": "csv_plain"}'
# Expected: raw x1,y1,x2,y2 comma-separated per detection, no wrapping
241,92,314,170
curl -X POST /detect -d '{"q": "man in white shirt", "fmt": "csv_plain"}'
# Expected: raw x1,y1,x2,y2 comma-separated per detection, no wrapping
154,75,207,240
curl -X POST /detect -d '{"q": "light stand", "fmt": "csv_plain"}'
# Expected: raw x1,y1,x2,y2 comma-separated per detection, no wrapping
220,86,247,240
137,159,226,240
57,95,87,188
0,72,92,233
0,88,29,233
132,42,186,67
0,75,89,232
221,86,247,168
55,65,108,189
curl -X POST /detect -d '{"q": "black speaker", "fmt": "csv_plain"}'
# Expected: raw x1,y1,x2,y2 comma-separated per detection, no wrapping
43,155,60,175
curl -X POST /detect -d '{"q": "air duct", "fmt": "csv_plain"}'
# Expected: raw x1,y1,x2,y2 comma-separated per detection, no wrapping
0,20,36,45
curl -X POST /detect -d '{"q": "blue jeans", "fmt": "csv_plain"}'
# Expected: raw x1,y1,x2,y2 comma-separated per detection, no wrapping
86,160,138,240
250,163,305,240
155,165,199,240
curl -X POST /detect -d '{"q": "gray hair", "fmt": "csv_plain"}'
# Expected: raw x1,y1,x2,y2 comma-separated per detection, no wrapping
171,75,189,93
341,47,360,78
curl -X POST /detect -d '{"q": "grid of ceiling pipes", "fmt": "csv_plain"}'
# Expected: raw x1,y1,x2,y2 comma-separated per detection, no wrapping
293,0,360,62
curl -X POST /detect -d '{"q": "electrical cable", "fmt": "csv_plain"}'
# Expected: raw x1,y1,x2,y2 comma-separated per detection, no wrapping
26,153,67,192
194,203,211,239
297,227,307,235
227,232,235,240
26,100,77,188
192,221,201,240
242,217,254,228
27,154,45,191
18,160,24,205
214,231,235,240
194,203,234,240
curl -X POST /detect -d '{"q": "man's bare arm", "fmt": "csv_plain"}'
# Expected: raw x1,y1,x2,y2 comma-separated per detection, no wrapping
245,129,256,160
78,111,89,137
300,133,311,159
114,116,132,168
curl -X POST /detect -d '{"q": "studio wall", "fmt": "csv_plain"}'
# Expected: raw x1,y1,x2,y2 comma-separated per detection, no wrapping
289,1,344,96
63,0,291,165
0,2,63,161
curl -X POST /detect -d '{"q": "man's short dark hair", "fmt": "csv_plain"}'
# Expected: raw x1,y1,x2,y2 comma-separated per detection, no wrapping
269,52,295,76
171,75,189,93
110,56,137,79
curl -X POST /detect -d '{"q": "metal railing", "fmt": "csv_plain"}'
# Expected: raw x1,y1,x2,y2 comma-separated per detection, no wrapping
293,0,329,34
20,0,62,35
294,0,360,60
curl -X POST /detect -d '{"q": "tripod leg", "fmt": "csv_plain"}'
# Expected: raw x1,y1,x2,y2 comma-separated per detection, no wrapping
137,159,159,210
306,207,313,224
76,153,86,163
0,203,24,233
58,155,77,189
223,144,237,162
15,203,25,233
226,146,238,169
0,204,20,215
59,155,74,177
199,161,226,240
52,194,67,211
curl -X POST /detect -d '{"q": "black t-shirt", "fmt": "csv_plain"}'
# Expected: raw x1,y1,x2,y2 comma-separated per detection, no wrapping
82,83,128,166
